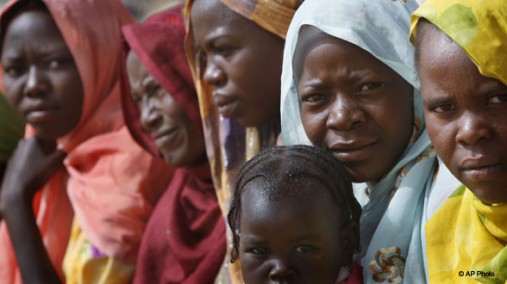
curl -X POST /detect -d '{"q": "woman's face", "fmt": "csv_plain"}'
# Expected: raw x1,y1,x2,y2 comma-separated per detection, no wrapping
127,52,205,167
295,28,414,183
1,8,83,140
418,26,507,204
239,178,352,284
190,0,284,127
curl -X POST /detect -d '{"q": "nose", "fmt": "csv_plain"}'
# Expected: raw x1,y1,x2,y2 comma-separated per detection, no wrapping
140,97,163,133
455,111,491,146
202,60,225,87
326,95,365,131
24,65,48,97
269,259,295,282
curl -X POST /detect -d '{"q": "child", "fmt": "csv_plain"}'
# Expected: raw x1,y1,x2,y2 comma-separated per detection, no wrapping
411,0,507,283
228,145,362,283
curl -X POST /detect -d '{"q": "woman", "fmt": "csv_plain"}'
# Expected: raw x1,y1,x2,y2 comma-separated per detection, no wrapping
412,0,507,282
122,5,226,283
0,0,172,283
280,0,460,282
185,0,302,282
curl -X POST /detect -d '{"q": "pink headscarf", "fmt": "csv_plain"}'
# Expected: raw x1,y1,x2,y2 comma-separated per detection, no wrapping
0,0,172,282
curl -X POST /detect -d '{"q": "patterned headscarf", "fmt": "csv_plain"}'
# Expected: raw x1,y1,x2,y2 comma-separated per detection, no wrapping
184,1,301,283
411,1,507,283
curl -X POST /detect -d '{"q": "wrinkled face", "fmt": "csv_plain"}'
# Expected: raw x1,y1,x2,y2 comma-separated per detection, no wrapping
1,8,83,140
418,26,507,204
190,0,284,127
239,178,353,284
127,51,205,167
295,27,414,183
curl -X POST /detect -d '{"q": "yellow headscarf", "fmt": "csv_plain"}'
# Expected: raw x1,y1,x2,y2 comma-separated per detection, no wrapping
410,1,507,283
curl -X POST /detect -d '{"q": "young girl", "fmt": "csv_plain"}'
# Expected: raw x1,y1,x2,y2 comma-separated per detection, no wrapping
122,4,226,283
228,145,362,284
412,0,507,282
280,0,460,282
0,0,171,283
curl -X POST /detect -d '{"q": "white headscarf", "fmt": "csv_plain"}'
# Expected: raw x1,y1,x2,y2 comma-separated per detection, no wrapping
280,0,459,282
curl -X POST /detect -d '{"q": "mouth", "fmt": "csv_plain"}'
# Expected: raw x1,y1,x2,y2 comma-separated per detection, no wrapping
213,92,240,118
152,128,178,148
24,105,59,124
329,141,377,163
459,160,504,182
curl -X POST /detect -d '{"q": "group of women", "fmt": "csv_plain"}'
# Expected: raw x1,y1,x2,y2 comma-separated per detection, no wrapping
0,0,504,283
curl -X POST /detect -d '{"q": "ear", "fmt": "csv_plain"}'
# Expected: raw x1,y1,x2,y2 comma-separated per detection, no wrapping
339,221,360,263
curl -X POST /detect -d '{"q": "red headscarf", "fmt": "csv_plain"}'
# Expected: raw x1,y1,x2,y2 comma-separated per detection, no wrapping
122,4,226,283
0,0,172,282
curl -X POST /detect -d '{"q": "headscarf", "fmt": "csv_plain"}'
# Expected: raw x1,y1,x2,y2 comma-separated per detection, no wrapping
411,1,507,282
184,1,301,283
280,0,443,282
122,4,226,283
0,0,172,282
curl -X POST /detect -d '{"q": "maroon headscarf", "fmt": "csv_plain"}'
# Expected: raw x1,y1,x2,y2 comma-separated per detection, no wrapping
121,4,226,284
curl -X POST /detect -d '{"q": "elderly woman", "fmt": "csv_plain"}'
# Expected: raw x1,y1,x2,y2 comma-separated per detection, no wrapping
185,0,302,282
122,5,226,283
0,0,171,283
412,0,507,282
280,0,460,282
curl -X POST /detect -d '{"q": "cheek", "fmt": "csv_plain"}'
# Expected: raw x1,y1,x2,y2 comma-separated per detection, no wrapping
301,107,327,145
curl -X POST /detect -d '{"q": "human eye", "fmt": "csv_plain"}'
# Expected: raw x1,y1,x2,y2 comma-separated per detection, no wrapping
294,245,316,254
3,64,25,77
46,56,73,71
432,103,455,113
358,82,385,92
300,93,328,104
247,247,271,256
488,93,507,105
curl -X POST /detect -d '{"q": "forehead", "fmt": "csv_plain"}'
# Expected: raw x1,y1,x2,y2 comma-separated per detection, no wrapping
2,9,65,55
294,26,388,80
191,0,244,31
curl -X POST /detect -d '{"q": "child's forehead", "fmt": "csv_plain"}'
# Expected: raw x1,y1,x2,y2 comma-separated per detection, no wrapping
241,176,335,207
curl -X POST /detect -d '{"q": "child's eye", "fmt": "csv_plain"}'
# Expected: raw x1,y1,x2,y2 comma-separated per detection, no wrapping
358,82,384,92
294,245,315,253
488,94,507,104
48,59,61,69
248,247,270,256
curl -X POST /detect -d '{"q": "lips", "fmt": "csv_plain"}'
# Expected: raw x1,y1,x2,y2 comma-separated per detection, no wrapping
24,104,59,124
328,140,377,163
152,127,178,148
213,92,240,118
459,158,504,182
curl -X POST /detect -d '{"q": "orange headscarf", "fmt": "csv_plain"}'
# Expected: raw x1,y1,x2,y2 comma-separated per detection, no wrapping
0,0,172,282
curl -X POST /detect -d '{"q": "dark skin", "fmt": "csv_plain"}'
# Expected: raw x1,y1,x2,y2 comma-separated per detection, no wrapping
239,178,357,284
295,26,414,183
417,24,507,204
0,7,83,284
190,0,284,127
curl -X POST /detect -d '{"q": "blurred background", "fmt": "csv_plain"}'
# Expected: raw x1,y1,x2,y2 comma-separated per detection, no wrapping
0,0,184,21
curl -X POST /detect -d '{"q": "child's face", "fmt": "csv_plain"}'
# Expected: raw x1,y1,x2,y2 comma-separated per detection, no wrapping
126,52,205,167
239,179,353,283
190,0,284,127
1,9,83,140
418,26,507,204
295,27,414,183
